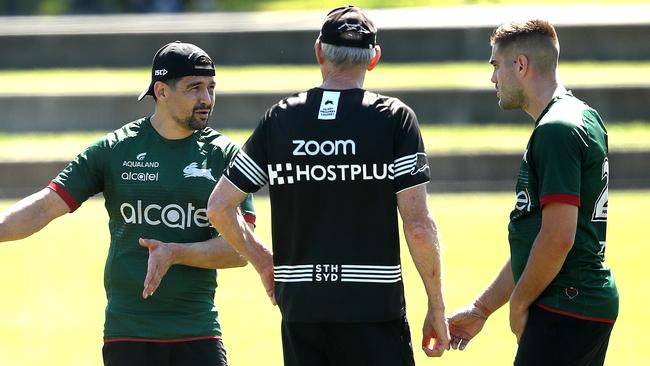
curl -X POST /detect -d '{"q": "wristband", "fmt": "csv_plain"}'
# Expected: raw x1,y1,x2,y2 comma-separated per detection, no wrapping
473,299,492,318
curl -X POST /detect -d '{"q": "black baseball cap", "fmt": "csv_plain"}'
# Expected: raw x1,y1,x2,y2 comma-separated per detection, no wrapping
138,41,215,101
319,5,377,49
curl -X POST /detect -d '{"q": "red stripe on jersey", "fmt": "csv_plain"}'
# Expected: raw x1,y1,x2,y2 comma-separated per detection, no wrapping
540,194,580,208
104,335,221,344
47,182,80,213
535,303,616,324
243,212,256,225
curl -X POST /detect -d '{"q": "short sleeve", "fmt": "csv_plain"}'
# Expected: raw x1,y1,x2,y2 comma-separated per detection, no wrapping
531,122,586,207
392,104,430,193
224,116,270,194
49,139,107,212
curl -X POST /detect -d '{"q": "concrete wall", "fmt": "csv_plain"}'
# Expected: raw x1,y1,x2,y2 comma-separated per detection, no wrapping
1,9,648,195
427,151,650,192
2,24,650,68
2,87,647,132
0,161,67,198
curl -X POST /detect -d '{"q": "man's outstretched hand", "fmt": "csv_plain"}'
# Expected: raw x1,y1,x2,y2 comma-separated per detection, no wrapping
447,303,488,350
139,238,176,299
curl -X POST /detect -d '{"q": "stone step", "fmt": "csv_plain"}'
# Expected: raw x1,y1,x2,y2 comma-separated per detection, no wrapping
1,87,648,133
1,151,647,198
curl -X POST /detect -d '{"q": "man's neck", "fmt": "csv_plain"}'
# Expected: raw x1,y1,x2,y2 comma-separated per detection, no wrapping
150,113,193,140
524,78,566,121
320,64,366,90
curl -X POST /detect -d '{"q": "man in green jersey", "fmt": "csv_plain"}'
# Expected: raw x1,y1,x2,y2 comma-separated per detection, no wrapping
0,41,255,365
447,20,618,365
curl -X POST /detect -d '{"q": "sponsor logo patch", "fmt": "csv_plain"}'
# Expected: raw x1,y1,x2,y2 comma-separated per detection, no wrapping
515,189,532,212
122,153,160,181
123,153,159,168
121,172,159,182
317,91,341,120
120,201,209,230
292,139,356,156
183,162,216,182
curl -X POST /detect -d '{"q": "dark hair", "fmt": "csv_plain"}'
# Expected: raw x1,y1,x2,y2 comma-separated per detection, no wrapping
152,77,181,101
490,19,559,74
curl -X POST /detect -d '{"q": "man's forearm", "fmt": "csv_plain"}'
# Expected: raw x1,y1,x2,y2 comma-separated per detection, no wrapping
404,219,444,309
168,234,248,269
0,188,68,242
397,185,445,309
509,232,572,312
209,205,272,273
509,203,577,312
475,259,515,317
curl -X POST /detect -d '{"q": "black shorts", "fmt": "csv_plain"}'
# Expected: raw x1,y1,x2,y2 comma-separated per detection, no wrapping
281,316,415,366
102,338,227,366
514,305,614,366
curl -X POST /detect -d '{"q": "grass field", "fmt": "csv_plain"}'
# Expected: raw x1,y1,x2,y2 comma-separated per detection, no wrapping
2,62,649,95
0,191,648,365
0,122,648,162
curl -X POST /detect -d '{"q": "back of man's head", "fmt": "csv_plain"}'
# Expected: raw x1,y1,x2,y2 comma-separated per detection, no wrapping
318,5,377,67
490,19,560,76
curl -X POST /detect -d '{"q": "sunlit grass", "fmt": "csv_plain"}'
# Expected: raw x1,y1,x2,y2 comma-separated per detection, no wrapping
0,122,647,161
0,190,645,365
419,122,650,154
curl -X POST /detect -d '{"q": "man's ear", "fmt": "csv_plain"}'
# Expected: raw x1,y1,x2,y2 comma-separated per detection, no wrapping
367,45,381,71
515,54,529,77
153,81,166,99
314,39,325,65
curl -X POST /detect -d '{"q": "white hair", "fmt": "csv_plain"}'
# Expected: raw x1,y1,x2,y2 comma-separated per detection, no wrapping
321,42,375,67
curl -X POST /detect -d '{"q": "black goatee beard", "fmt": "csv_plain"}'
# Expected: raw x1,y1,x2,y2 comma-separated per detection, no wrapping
185,104,212,130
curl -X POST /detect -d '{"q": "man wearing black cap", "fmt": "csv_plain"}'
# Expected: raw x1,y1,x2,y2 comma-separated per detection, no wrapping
208,6,449,365
0,41,254,365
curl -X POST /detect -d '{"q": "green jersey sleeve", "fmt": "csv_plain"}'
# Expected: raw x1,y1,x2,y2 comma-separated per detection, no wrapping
49,137,108,212
531,121,587,207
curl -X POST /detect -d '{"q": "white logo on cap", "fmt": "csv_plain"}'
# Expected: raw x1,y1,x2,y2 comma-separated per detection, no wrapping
337,22,371,34
194,65,213,70
154,69,168,76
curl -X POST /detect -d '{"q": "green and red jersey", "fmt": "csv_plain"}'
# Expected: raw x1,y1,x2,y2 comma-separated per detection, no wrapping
509,91,618,322
49,117,255,340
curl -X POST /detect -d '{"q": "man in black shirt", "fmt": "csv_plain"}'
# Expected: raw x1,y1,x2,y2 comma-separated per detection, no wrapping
207,6,449,365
